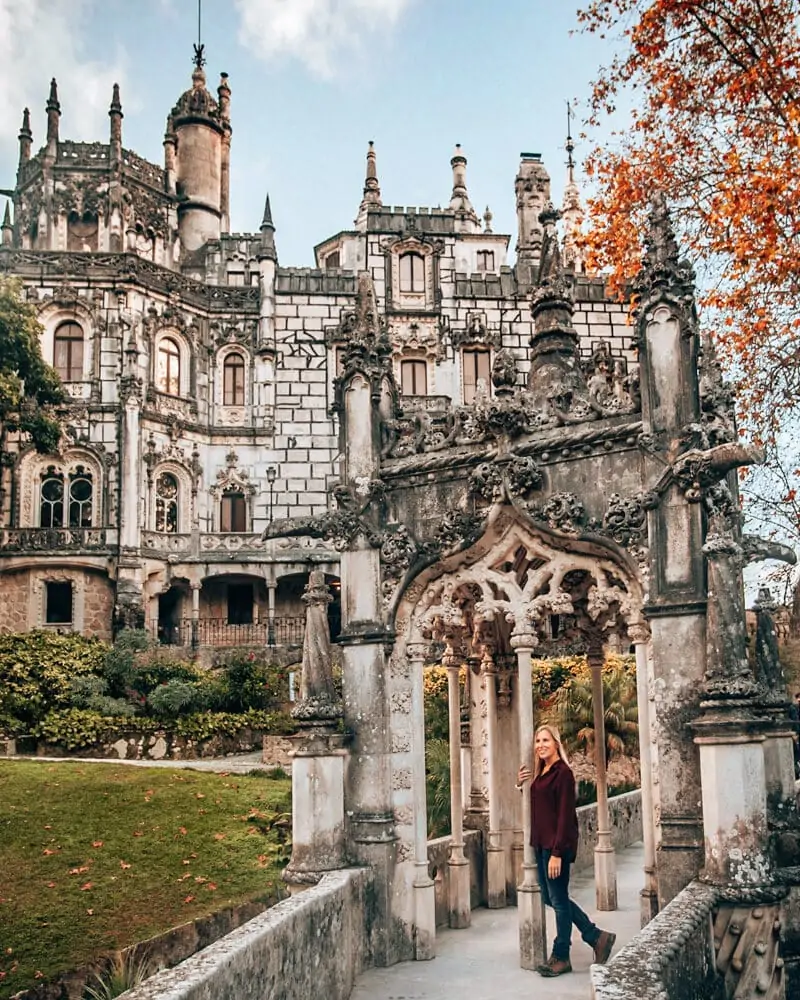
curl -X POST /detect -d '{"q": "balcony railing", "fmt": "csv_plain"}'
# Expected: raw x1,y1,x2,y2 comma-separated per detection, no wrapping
148,615,307,648
0,527,109,552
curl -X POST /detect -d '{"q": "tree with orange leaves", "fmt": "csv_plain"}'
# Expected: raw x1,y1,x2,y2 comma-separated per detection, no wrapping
578,0,800,557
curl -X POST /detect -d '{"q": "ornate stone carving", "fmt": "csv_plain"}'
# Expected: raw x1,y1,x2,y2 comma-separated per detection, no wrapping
209,449,256,501
491,348,517,393
291,571,342,725
434,509,485,555
583,341,639,415
602,492,647,547
469,455,544,508
451,311,502,350
753,587,789,703
533,492,587,534
714,903,784,1000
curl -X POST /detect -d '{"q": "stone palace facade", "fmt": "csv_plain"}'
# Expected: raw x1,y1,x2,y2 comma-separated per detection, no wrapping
0,53,630,649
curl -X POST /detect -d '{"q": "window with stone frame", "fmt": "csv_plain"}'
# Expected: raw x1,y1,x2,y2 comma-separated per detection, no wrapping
155,472,179,533
463,348,491,404
156,337,181,396
400,359,428,396
325,251,341,271
45,580,73,624
399,252,425,293
39,468,94,528
53,321,84,382
222,353,246,407
220,491,248,533
476,250,495,272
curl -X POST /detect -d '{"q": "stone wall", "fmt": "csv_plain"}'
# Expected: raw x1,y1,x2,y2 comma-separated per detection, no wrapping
0,567,114,639
35,726,266,761
121,868,373,1000
590,880,719,1000
427,829,485,927
575,789,643,871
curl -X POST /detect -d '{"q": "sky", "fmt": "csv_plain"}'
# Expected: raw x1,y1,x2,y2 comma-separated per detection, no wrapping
0,0,618,266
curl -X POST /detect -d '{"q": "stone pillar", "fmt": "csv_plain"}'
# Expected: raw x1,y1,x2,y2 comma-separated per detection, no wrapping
190,582,201,652
511,624,547,971
120,393,141,551
482,647,506,908
407,642,436,960
267,580,276,646
445,645,471,929
630,622,659,924
588,637,618,911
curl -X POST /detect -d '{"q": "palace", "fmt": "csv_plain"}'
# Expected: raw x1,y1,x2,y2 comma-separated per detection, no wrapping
0,52,631,649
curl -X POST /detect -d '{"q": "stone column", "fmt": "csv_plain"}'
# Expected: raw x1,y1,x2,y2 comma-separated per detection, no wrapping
407,641,436,960
629,621,659,924
481,645,506,908
120,392,141,551
190,582,201,652
588,636,618,911
444,642,471,929
267,579,276,645
511,623,547,971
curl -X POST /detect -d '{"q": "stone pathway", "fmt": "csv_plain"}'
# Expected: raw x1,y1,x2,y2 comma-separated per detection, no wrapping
351,843,645,1000
16,751,274,774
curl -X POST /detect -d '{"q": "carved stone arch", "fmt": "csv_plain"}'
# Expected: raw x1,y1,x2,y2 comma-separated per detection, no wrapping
152,327,193,397
150,460,192,533
209,449,256,532
384,235,442,312
390,503,644,647
17,446,105,528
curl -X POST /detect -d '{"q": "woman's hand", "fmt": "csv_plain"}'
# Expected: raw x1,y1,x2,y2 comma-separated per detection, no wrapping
517,764,532,786
548,855,562,879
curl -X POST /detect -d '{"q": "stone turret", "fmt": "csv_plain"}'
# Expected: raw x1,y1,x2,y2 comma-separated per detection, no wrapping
449,144,480,233
1,203,12,246
109,83,123,169
170,49,228,252
515,153,551,282
45,78,60,160
355,141,382,229
218,72,232,233
18,108,32,166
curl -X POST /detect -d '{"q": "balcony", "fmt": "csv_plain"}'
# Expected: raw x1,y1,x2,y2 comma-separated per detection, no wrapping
149,615,308,648
0,527,110,554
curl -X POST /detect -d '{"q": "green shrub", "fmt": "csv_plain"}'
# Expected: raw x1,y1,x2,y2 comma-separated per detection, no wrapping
0,631,108,728
34,708,295,750
147,679,202,718
210,652,290,712
68,675,137,717
425,737,451,838
103,629,152,696
130,653,202,697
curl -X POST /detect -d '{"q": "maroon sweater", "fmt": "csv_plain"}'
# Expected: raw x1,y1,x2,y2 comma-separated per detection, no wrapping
530,758,579,861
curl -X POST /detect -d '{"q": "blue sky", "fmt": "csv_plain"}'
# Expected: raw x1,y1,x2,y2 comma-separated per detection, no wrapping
0,1,617,266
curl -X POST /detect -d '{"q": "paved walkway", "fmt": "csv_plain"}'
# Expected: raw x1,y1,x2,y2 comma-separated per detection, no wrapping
15,750,273,774
351,843,645,1000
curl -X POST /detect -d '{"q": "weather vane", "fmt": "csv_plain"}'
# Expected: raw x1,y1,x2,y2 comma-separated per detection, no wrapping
193,0,205,68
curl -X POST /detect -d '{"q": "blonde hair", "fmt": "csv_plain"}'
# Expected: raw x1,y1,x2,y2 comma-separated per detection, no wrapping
531,724,572,780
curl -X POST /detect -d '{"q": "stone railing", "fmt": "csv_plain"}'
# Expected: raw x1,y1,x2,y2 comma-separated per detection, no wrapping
141,531,192,556
427,829,485,926
0,527,109,553
121,869,373,1000
200,532,266,553
590,880,719,1000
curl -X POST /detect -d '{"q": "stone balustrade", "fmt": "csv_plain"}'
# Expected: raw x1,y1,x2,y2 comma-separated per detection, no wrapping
0,527,110,553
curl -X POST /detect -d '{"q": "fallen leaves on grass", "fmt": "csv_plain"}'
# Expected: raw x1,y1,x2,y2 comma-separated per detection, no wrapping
120,861,131,870
80,882,92,891
91,840,103,848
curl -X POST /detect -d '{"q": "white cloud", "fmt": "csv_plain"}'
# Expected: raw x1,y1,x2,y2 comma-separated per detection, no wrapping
233,0,412,77
0,0,127,161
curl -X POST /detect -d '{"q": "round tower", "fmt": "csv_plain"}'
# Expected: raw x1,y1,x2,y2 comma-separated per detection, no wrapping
169,52,227,252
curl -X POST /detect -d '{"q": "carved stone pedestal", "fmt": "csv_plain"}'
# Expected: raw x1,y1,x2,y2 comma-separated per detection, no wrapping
282,729,348,895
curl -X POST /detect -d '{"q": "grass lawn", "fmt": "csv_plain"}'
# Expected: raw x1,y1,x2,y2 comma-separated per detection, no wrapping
0,761,292,999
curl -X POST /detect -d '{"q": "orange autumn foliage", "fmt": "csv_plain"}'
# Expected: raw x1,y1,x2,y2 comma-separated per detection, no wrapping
578,0,800,449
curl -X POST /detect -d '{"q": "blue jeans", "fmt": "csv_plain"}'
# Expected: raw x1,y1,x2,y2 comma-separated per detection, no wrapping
535,848,600,960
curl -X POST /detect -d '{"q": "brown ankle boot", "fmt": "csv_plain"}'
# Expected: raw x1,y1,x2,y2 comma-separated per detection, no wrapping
539,957,572,977
593,930,616,965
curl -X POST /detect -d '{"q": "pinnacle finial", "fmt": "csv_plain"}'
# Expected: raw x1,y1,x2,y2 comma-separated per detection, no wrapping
449,143,479,230
20,107,31,136
47,78,60,111
566,100,575,183
2,202,11,227
261,193,274,230
2,202,12,246
355,140,382,227
483,206,493,233
259,193,277,260
110,82,122,114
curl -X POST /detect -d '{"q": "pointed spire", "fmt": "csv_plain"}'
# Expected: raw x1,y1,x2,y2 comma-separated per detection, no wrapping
18,107,32,164
110,82,122,115
109,83,123,155
483,206,493,233
355,141,382,228
259,193,277,260
561,102,585,272
2,202,12,247
635,192,695,301
218,72,231,122
449,144,480,231
46,78,61,149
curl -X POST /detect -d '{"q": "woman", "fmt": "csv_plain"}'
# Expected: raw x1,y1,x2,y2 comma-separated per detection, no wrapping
517,724,616,978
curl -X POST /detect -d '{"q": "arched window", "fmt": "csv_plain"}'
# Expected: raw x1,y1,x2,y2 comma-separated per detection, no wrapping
40,471,64,527
155,472,179,533
68,469,93,528
463,348,491,404
222,354,245,407
53,322,84,382
399,252,425,293
157,338,181,396
400,359,427,396
220,491,247,533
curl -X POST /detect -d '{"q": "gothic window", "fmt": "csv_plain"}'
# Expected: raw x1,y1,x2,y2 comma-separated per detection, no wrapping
155,472,179,533
227,583,253,625
157,337,181,395
227,271,245,287
463,348,491,404
400,359,427,396
220,491,247,533
68,470,93,528
45,581,73,624
399,252,425,293
476,250,495,272
325,251,341,271
222,354,246,407
53,322,84,382
40,471,64,528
